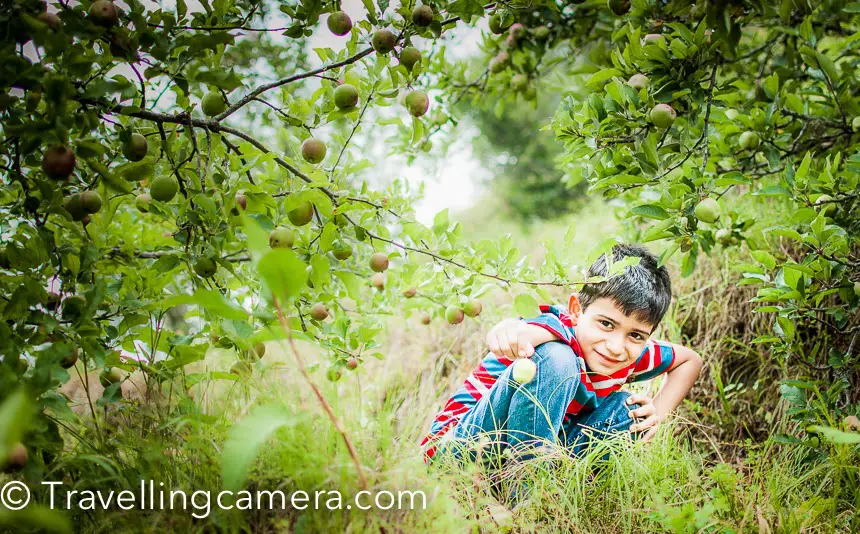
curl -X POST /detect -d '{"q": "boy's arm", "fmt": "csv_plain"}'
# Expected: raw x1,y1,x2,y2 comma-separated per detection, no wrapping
649,343,703,420
486,319,562,360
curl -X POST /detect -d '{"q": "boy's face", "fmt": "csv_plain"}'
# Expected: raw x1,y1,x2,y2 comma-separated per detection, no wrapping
568,295,654,375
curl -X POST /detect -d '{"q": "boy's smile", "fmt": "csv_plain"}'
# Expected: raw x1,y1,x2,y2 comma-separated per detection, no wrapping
568,295,655,375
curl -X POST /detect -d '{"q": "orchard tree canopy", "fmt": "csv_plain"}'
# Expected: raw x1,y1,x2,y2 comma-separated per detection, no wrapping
1,0,859,517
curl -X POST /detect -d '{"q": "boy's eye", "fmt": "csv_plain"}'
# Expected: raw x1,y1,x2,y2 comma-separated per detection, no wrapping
630,333,644,341
599,320,613,328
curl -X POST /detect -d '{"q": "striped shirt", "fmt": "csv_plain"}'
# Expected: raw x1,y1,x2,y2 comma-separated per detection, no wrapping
421,304,676,461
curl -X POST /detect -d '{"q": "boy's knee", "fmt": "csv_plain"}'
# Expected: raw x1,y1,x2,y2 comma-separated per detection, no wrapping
531,342,580,383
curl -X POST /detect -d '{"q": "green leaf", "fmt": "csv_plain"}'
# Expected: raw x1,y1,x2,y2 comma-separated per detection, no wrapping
766,226,803,241
585,69,622,90
514,293,540,319
242,214,272,263
751,250,777,270
715,172,750,186
221,404,301,492
96,382,123,407
779,384,806,407
658,242,680,267
257,248,307,303
808,425,860,444
814,51,839,82
631,204,669,220
0,388,34,456
586,237,621,266
681,249,697,277
796,152,812,182
163,289,249,321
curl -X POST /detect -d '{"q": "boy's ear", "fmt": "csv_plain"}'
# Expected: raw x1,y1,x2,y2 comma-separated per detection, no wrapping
568,294,582,325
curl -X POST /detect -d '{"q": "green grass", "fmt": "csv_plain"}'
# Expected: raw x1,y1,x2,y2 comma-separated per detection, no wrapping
10,317,853,533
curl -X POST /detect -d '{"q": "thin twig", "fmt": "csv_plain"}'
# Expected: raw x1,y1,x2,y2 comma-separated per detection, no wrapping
271,297,368,490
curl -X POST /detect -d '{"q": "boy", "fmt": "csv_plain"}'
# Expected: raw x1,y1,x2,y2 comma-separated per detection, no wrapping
421,244,703,467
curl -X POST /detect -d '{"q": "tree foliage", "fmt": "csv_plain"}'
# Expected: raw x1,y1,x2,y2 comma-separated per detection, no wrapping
0,0,858,523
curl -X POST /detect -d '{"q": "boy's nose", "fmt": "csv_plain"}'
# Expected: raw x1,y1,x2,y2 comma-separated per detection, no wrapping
605,336,625,357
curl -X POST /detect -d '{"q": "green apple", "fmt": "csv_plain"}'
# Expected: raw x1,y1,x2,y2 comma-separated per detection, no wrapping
399,46,421,71
463,299,483,317
122,133,148,162
310,303,329,321
488,14,512,35
512,358,537,384
80,190,103,214
642,33,663,45
230,360,251,376
489,51,510,74
533,26,550,41
301,138,327,164
150,176,179,202
99,367,124,387
405,90,429,117
627,74,649,91
334,84,359,110
412,5,434,27
738,131,761,151
201,91,227,117
331,240,352,260
327,11,352,36
714,228,733,246
370,252,389,272
445,305,464,325
694,198,721,223
88,0,119,28
288,201,315,226
371,29,396,54
649,104,677,128
269,227,295,248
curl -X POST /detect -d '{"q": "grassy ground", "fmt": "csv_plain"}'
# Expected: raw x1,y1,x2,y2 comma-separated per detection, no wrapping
8,195,858,533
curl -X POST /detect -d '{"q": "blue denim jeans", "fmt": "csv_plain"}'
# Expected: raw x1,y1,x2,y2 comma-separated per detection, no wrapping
435,341,641,466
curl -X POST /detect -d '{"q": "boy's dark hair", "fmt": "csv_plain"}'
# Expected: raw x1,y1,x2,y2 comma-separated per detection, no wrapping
579,244,672,328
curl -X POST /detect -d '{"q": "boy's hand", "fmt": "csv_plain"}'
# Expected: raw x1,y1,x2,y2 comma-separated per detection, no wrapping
486,319,536,360
626,393,663,443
